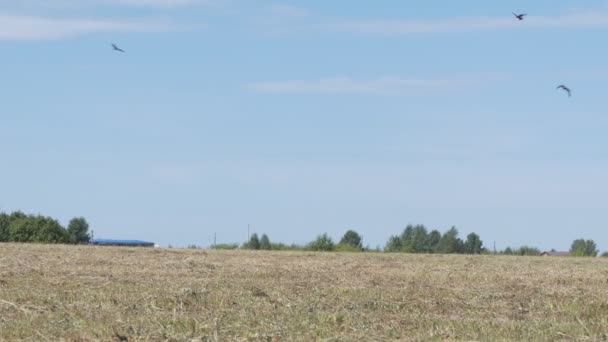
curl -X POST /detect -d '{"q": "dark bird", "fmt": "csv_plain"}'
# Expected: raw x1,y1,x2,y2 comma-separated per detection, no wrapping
512,12,527,21
557,85,572,97
112,43,125,53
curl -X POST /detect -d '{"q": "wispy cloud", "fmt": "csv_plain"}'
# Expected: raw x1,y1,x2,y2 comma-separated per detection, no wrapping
0,14,174,40
250,76,488,95
0,0,217,9
332,10,608,35
268,5,310,18
104,0,215,7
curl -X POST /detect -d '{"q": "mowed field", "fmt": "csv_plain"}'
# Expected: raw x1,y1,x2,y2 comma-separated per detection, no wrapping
1,244,608,341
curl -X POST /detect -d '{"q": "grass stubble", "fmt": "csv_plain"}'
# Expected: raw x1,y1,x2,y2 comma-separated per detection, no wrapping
1,244,608,341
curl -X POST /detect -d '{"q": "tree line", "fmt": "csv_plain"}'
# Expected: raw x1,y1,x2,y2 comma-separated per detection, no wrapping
230,225,485,254
0,211,91,244
0,210,602,257
225,224,603,257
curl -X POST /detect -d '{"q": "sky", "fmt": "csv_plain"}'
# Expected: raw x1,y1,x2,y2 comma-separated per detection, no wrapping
2,0,608,250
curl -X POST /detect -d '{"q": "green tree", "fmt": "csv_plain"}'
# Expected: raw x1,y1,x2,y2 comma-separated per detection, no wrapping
339,230,363,250
9,211,27,222
260,234,271,250
308,233,335,252
0,213,9,242
427,230,442,253
437,227,462,254
514,246,541,256
601,252,608,258
9,217,36,242
384,235,402,253
570,239,598,257
31,216,68,243
67,217,90,244
400,225,416,252
245,233,260,250
463,232,483,254
411,225,429,253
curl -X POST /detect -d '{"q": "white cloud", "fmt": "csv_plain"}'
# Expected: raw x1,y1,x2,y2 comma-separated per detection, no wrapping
250,77,484,95
332,10,608,35
0,14,174,40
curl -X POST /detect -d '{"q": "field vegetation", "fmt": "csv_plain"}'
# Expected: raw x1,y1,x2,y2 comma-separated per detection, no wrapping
1,244,608,340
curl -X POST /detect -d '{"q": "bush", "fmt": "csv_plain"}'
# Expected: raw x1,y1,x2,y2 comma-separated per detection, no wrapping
336,244,363,253
210,243,239,250
514,246,541,256
339,230,363,250
307,234,335,252
269,243,305,251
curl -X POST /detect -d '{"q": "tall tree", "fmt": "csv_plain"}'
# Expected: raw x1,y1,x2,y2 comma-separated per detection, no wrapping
246,233,260,250
339,230,363,249
437,227,462,254
411,225,429,253
400,225,416,252
385,235,402,252
427,230,442,253
67,217,90,244
463,232,483,254
0,213,9,242
260,234,271,250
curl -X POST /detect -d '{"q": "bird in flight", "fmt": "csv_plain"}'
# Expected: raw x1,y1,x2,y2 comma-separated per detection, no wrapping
512,12,527,21
556,85,572,97
112,44,125,53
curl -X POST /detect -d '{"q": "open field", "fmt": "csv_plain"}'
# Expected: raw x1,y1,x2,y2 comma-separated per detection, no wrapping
1,244,608,341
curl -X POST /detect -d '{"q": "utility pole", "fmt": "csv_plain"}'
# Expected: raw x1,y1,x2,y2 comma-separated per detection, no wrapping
248,224,250,242
493,241,496,255
214,232,216,247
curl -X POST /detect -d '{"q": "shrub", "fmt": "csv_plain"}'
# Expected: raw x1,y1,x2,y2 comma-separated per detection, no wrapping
210,243,239,250
336,244,363,253
339,230,363,250
307,234,335,252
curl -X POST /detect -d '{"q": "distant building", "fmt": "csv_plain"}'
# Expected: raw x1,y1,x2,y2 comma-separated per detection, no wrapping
541,251,570,257
91,239,155,247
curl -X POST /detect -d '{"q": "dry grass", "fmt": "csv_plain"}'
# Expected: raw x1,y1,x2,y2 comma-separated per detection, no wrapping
1,244,608,341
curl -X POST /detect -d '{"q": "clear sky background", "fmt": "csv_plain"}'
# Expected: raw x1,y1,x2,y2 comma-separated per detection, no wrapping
2,0,608,250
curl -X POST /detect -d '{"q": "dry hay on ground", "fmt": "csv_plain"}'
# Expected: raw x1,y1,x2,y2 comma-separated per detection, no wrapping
1,244,608,340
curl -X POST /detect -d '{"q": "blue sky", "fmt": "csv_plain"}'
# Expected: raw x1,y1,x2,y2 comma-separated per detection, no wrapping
2,0,608,250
